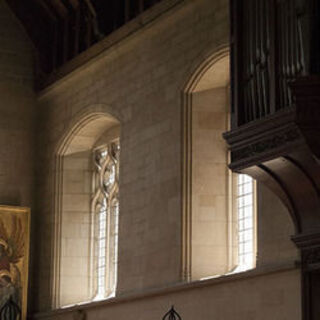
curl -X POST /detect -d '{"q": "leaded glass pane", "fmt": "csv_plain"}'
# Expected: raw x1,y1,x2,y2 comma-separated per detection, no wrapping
236,174,255,271
92,140,120,300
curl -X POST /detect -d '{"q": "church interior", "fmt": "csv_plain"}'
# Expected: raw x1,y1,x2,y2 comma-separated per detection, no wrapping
0,0,319,319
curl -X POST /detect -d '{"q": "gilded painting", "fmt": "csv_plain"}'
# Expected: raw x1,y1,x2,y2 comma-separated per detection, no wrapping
0,206,30,320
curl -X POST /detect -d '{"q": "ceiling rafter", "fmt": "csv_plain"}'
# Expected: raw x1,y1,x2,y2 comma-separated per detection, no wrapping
45,0,68,18
84,0,97,17
68,0,79,9
34,0,58,21
5,0,166,88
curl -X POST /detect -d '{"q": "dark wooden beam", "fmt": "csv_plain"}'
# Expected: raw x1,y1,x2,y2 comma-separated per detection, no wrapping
52,22,58,70
62,17,69,63
68,0,79,9
34,0,58,21
46,0,68,18
139,0,144,13
125,0,130,22
84,0,97,17
84,0,100,44
85,21,92,49
73,7,80,56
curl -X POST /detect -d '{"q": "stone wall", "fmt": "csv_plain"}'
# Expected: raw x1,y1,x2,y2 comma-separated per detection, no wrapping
35,0,230,310
31,0,300,314
0,0,35,207
0,0,35,313
191,87,230,278
189,74,298,280
34,268,301,320
57,117,120,306
257,183,299,267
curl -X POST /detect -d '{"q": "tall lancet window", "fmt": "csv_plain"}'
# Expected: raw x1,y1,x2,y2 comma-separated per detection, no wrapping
236,174,256,271
92,140,120,300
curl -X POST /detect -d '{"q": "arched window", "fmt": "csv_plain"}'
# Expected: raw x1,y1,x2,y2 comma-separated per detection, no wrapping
92,140,120,300
182,52,257,281
54,114,120,308
233,174,256,272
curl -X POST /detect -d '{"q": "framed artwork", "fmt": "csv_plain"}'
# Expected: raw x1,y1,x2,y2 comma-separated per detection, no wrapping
0,206,30,320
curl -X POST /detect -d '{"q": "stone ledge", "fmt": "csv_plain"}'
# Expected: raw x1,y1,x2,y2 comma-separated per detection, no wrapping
32,261,299,319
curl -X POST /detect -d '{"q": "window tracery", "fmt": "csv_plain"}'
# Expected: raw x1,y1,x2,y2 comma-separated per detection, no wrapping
92,140,120,299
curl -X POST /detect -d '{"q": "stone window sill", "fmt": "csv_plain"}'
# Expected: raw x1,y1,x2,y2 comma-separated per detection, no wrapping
33,261,299,319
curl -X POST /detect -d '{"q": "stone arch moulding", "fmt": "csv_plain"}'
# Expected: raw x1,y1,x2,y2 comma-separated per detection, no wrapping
181,46,230,282
55,104,121,156
52,108,120,309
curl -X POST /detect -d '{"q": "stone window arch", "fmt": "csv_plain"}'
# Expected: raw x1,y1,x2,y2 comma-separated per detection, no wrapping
53,113,120,308
182,50,257,281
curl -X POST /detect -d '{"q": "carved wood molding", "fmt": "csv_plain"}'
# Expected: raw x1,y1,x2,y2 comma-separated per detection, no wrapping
224,78,320,237
224,109,305,171
292,232,320,249
302,248,320,267
225,77,320,171
231,127,301,164
296,236,320,271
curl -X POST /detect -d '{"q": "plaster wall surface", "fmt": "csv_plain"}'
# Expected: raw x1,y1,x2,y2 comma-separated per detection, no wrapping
33,0,300,314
